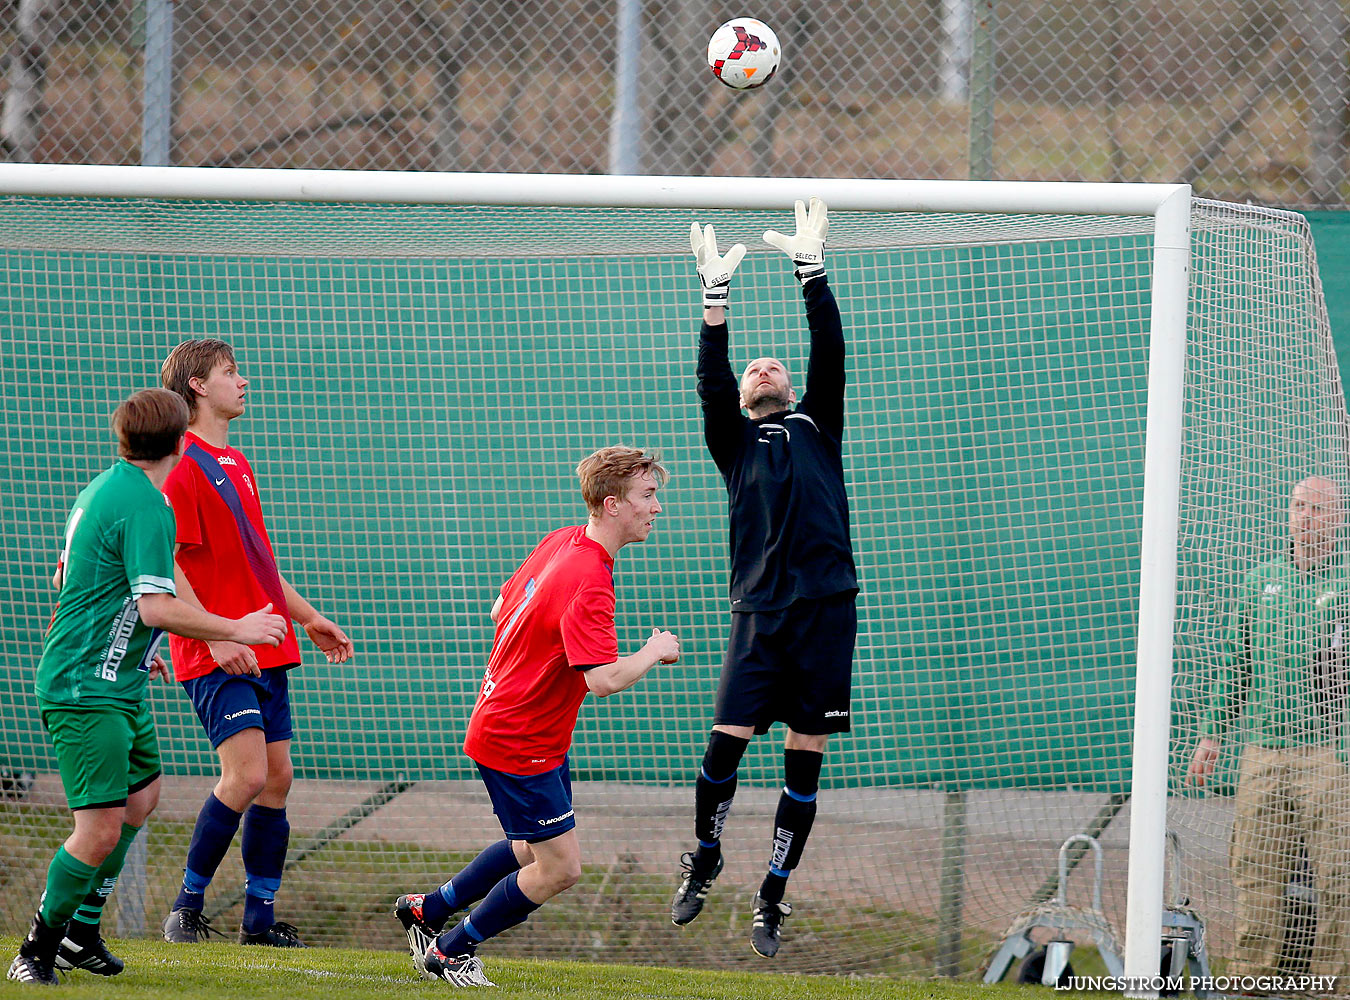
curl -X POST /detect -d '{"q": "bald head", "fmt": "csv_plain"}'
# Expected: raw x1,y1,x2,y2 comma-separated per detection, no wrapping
1290,475,1341,567
739,356,796,417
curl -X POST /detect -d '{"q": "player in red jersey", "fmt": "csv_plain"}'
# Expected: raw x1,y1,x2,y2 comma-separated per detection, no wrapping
156,339,354,948
393,446,680,987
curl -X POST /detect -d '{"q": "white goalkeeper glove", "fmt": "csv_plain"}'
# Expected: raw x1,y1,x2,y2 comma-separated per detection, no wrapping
764,196,828,284
691,222,746,310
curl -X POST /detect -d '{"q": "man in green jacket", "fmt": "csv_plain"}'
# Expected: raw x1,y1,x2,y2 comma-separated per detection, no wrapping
1190,475,1350,979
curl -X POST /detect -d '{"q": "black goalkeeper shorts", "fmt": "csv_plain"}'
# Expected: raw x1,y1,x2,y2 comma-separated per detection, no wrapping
713,592,857,736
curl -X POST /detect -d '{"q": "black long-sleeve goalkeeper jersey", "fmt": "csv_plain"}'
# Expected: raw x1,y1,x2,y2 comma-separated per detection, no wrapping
697,275,858,613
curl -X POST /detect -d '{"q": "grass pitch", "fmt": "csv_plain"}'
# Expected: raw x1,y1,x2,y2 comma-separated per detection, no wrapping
0,937,1045,1000
0,802,997,976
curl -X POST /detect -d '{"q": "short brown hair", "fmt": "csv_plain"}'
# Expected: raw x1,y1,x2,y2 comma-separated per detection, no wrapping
576,446,668,515
111,388,189,461
160,338,235,416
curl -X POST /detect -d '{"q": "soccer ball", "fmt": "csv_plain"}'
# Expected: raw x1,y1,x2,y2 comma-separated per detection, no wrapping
707,18,781,90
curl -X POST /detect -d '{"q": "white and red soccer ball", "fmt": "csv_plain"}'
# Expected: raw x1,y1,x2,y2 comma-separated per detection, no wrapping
707,18,781,90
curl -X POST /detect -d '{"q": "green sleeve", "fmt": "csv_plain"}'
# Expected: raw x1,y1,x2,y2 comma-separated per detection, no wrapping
1201,579,1254,743
122,502,177,598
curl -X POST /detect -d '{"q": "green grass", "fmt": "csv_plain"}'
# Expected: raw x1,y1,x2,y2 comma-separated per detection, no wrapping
0,937,1056,1000
0,804,997,977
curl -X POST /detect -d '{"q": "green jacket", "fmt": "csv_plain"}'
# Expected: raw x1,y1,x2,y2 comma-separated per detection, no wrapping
1202,552,1347,748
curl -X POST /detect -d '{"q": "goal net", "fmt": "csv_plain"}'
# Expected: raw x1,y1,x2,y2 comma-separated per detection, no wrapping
0,169,1344,982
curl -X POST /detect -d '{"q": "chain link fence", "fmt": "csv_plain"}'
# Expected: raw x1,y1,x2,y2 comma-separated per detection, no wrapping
2,0,1349,208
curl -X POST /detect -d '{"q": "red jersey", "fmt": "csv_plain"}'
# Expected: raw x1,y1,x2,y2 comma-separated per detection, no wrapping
162,431,300,681
463,526,619,774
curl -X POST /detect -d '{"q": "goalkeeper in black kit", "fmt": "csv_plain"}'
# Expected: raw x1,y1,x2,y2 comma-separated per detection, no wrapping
671,198,858,958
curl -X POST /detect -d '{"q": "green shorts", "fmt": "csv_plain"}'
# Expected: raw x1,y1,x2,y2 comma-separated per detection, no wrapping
39,701,161,811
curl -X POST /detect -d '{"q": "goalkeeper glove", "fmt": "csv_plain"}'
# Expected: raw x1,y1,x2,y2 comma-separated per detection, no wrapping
691,222,746,309
764,196,828,284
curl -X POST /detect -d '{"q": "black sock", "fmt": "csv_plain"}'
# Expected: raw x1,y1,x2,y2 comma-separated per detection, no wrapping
759,749,822,902
759,871,789,905
65,916,100,945
21,913,65,963
692,731,750,873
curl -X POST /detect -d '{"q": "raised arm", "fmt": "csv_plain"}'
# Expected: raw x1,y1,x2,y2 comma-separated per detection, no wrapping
691,222,749,473
799,277,846,440
765,197,844,440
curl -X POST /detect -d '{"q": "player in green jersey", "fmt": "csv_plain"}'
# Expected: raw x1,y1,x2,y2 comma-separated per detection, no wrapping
1190,475,1350,979
8,388,288,986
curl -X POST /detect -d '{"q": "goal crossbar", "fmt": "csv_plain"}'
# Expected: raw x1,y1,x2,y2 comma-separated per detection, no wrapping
0,163,1187,216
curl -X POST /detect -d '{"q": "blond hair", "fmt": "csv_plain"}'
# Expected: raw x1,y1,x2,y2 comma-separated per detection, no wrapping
576,446,668,515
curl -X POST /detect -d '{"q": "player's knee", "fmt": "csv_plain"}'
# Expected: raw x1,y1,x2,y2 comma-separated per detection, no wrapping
552,861,582,892
73,823,121,864
264,760,294,798
222,764,268,803
538,852,581,893
87,841,118,866
95,828,123,860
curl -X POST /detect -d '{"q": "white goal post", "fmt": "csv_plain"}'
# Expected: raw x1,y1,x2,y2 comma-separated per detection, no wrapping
0,165,1197,985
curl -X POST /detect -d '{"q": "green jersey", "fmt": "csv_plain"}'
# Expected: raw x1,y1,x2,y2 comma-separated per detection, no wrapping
37,460,177,707
1202,552,1348,748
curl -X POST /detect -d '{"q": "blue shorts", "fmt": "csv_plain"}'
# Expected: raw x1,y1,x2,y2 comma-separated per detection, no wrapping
181,667,294,749
476,757,575,843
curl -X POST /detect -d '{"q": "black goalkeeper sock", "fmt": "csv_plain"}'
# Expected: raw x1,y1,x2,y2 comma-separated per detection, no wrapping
692,731,750,873
759,871,789,906
760,749,822,901
691,841,722,874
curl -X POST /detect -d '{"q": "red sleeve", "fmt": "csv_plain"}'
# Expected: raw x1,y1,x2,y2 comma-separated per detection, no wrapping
163,464,202,549
561,585,618,669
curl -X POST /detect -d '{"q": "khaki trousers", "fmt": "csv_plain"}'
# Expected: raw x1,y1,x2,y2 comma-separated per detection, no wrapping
1229,743,1350,978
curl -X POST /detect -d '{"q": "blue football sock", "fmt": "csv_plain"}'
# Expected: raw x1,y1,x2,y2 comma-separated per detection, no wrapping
423,839,521,929
241,803,289,934
175,793,241,912
434,871,539,956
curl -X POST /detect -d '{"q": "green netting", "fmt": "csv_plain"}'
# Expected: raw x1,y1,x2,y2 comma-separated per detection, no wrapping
1,203,1159,791
0,193,1344,977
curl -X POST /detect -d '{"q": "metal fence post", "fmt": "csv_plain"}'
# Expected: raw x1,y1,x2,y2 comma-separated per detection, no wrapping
113,830,148,938
968,0,997,181
141,0,174,167
937,5,998,976
607,0,641,175
936,789,968,976
941,0,971,103
1302,0,1348,206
